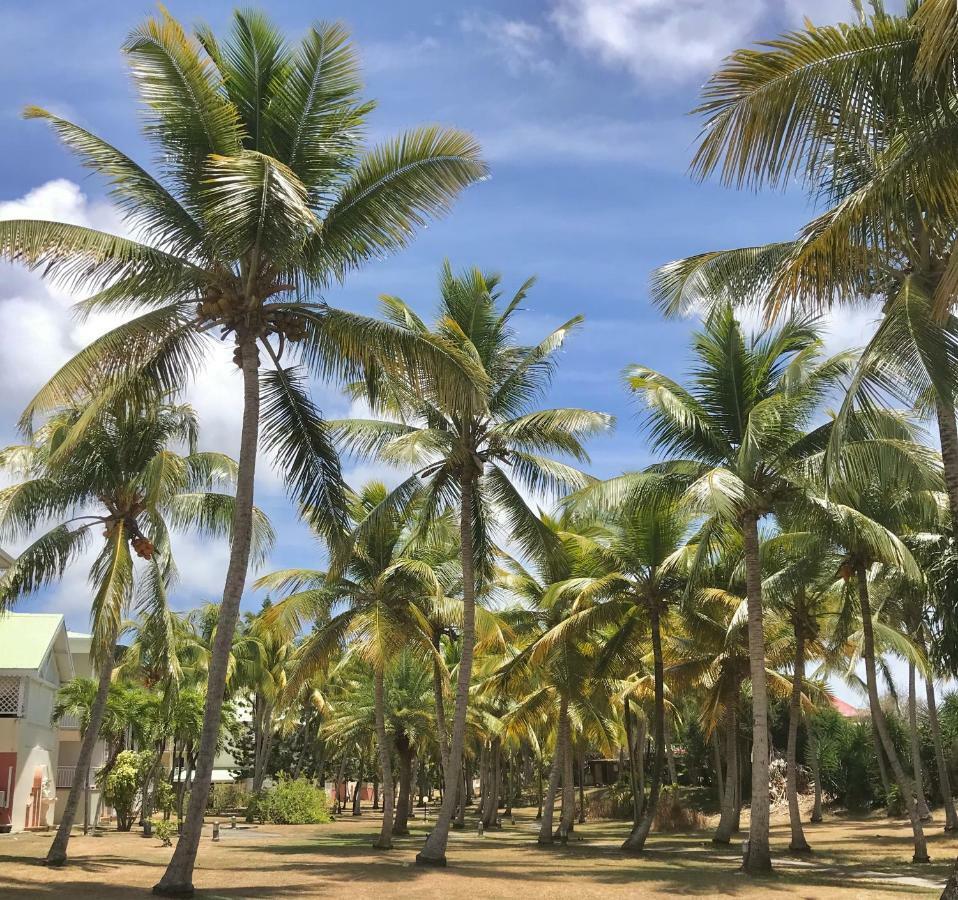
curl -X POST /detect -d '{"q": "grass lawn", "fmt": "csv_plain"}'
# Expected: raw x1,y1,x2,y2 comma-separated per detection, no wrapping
0,808,954,899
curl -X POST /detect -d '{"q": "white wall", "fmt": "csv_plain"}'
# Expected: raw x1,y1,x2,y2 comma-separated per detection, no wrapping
0,678,59,831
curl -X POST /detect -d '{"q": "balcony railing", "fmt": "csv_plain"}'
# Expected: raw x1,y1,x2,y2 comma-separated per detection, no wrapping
57,714,82,730
56,766,102,789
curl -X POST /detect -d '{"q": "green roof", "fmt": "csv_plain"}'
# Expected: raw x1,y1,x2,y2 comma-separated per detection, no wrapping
0,613,68,673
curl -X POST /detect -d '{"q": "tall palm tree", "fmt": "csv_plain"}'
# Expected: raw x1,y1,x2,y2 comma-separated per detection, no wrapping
803,429,943,863
255,481,444,849
557,481,694,852
626,306,853,872
0,398,266,865
486,512,614,846
51,675,132,833
329,264,613,865
0,11,484,893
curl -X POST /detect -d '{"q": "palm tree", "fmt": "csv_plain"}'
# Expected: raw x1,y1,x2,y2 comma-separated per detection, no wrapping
0,10,485,892
486,513,614,846
255,481,445,849
654,5,958,529
51,675,132,833
558,481,694,852
626,306,852,872
329,264,613,865
0,398,264,865
805,432,943,862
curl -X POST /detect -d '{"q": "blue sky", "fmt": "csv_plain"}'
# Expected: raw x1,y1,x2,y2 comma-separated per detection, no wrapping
0,1,886,698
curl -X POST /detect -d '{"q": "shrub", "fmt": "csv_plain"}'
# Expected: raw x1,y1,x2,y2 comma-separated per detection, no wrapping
153,778,175,820
154,819,176,847
653,788,705,831
210,782,251,815
101,751,146,831
251,776,331,825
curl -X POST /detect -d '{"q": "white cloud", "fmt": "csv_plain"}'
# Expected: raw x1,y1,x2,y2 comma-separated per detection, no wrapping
482,115,690,166
460,12,551,74
549,0,864,85
551,0,765,84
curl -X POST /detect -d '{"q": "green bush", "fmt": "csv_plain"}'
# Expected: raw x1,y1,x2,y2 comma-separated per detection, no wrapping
154,778,176,820
154,819,176,847
251,776,331,825
210,782,251,814
101,751,147,831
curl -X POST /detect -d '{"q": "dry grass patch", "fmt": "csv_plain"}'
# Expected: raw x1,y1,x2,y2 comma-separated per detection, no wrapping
0,808,952,899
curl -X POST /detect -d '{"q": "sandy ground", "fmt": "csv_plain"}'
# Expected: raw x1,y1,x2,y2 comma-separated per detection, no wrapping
0,807,954,899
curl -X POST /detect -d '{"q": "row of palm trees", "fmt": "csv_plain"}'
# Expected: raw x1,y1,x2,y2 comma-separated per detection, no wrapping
1,2,958,897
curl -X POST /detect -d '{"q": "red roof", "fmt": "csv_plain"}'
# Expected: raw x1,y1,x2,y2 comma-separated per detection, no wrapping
830,696,867,718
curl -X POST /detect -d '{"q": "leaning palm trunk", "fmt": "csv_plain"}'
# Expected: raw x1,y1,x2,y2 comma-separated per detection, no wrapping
908,661,932,820
373,668,395,848
417,476,479,865
538,697,568,845
741,512,772,873
622,603,665,853
925,671,958,830
156,342,261,896
786,609,811,852
46,650,113,865
857,567,929,863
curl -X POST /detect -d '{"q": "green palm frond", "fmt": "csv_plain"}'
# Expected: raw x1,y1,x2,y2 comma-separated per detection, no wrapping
260,365,349,545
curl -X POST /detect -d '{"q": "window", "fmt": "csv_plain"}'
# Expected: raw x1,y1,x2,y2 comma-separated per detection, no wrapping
0,676,22,717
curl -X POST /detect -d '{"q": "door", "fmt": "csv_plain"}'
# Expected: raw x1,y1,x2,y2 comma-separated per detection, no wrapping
0,752,14,829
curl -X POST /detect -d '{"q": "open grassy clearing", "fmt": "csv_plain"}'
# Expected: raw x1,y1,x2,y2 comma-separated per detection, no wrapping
0,809,954,899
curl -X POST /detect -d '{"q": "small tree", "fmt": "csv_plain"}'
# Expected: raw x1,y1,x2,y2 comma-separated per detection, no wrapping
101,751,147,832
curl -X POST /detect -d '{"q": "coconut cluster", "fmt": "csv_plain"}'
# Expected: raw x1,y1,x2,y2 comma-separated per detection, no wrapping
102,520,154,560
196,288,309,368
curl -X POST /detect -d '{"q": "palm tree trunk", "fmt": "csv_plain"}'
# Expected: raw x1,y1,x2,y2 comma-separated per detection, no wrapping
741,511,772,873
483,740,501,828
787,607,811,852
394,747,413,835
538,697,568,845
432,649,451,785
925,670,958,830
712,730,724,805
46,650,113,865
577,751,586,824
452,762,466,829
714,699,739,843
373,668,395,848
857,566,929,862
155,339,261,897
352,754,364,816
873,725,892,801
808,723,823,823
559,722,574,840
624,696,640,824
909,661,932,820
935,399,958,527
664,715,678,788
417,474,478,866
505,754,514,817
622,602,664,853
535,753,543,820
